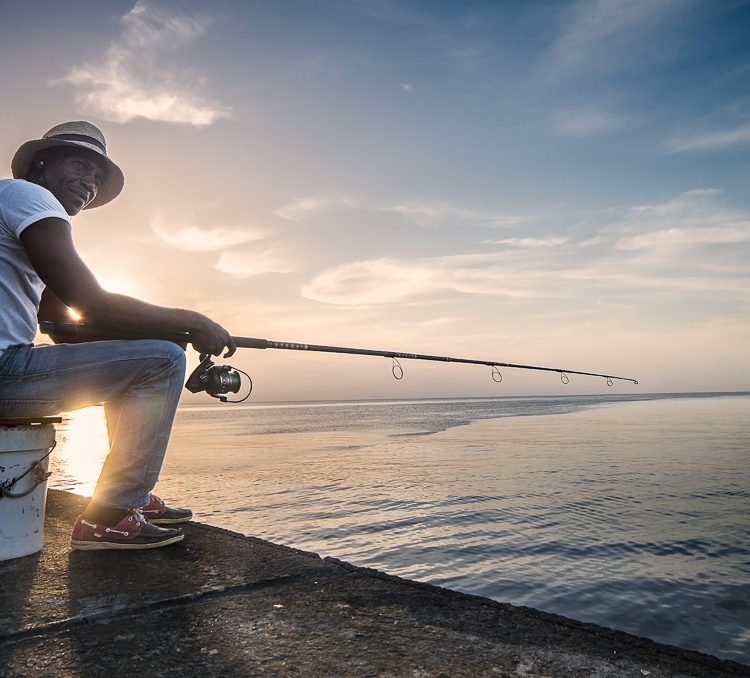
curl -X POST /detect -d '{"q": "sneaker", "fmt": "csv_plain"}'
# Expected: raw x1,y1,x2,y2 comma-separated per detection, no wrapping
70,511,184,551
139,493,193,525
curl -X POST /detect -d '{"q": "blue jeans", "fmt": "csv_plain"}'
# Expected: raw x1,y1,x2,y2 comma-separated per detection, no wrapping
0,340,186,510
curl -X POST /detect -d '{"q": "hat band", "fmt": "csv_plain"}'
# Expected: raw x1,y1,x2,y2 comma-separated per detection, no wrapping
47,133,107,154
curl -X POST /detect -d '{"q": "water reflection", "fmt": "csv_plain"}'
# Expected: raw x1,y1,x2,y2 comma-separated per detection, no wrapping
44,395,750,663
49,406,108,497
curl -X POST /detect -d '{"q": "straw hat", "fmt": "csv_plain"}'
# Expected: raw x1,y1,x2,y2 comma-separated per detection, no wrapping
11,121,124,209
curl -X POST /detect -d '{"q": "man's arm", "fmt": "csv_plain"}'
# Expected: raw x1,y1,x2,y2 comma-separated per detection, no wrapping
21,217,236,356
37,287,83,343
38,287,73,324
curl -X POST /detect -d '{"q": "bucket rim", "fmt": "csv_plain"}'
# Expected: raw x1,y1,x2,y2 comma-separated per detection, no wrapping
0,417,62,427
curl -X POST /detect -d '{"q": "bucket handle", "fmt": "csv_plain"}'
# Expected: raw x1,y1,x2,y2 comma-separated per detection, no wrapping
0,441,56,500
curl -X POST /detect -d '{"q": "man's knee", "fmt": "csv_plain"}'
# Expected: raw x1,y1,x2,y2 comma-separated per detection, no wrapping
157,340,187,374
135,340,187,380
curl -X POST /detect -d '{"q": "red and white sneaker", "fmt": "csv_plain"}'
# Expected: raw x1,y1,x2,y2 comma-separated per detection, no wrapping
70,511,184,550
139,493,193,525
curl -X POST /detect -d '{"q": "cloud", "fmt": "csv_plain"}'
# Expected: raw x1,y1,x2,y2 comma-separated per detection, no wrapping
302,190,750,307
302,258,430,305
301,253,557,306
616,224,750,251
384,201,523,228
400,82,414,93
55,1,228,126
581,189,750,255
488,237,569,248
275,195,526,230
552,0,680,68
614,188,727,230
215,250,296,277
275,196,357,221
151,215,265,252
665,123,750,152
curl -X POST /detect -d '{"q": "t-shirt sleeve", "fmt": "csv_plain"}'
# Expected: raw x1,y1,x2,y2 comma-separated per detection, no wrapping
0,180,70,237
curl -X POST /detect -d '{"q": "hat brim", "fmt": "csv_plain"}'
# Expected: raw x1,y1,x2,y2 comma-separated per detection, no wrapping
11,138,124,209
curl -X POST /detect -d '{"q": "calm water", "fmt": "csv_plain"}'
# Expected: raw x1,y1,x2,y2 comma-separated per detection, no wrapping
49,392,750,665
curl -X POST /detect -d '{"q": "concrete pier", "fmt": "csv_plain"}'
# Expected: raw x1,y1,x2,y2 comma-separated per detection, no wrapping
0,490,747,677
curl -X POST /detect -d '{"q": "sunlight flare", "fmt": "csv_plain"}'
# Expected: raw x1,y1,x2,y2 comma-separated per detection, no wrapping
49,407,109,497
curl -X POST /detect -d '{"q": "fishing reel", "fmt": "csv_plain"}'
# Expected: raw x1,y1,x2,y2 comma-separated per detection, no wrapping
185,354,252,403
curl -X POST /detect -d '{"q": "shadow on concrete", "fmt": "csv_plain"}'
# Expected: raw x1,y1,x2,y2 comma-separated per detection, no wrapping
0,490,747,677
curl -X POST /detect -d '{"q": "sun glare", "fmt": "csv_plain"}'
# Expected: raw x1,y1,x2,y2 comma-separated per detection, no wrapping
49,406,109,497
98,275,139,296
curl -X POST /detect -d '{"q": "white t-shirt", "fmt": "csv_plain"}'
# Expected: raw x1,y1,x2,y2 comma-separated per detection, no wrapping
0,179,70,351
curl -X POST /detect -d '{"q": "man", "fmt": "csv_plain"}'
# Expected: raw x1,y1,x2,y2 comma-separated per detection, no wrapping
0,121,236,550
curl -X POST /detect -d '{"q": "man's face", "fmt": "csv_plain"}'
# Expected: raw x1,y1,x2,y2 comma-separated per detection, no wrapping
36,148,107,216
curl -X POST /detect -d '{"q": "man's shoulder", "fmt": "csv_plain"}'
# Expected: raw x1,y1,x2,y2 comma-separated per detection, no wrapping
0,178,28,190
0,178,52,199
0,179,69,233
0,179,64,210
0,178,23,196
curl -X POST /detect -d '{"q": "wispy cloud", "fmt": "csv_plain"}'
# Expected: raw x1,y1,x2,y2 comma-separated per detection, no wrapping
487,237,569,248
302,258,431,305
275,196,357,221
610,190,750,251
274,196,528,237
215,249,296,277
151,215,265,252
56,1,228,126
302,190,750,308
617,224,750,250
613,188,727,230
552,0,680,68
301,251,583,306
384,201,523,228
665,123,750,152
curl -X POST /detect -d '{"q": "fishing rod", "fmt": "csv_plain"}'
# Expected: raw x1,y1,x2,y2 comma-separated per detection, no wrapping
39,321,639,403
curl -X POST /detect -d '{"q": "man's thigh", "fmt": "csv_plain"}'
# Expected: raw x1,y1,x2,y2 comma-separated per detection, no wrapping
0,340,186,416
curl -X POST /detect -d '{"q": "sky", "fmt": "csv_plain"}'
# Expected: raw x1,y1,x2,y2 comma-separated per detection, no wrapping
1,0,749,401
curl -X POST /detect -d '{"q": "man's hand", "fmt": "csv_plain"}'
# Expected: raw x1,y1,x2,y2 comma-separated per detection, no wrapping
188,315,236,357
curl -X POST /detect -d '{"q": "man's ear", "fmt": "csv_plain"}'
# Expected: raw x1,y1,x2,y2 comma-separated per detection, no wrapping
34,150,51,167
27,151,50,181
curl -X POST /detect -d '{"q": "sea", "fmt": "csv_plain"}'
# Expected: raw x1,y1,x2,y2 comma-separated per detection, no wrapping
49,391,750,665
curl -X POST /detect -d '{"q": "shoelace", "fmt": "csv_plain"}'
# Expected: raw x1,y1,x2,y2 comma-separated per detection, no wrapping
142,494,165,514
103,510,145,537
124,509,146,527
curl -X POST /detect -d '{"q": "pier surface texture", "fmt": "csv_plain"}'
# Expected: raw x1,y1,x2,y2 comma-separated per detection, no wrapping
0,490,747,677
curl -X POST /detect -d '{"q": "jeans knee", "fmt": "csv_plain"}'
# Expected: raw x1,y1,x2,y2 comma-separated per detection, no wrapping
134,340,187,383
159,341,187,377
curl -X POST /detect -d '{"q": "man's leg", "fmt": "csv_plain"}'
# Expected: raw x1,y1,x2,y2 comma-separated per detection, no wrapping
0,339,186,510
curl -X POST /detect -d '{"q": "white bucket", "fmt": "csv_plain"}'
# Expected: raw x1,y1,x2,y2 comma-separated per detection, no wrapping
0,422,56,561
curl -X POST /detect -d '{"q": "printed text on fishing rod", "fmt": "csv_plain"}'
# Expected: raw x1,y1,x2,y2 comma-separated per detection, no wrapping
39,322,639,403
